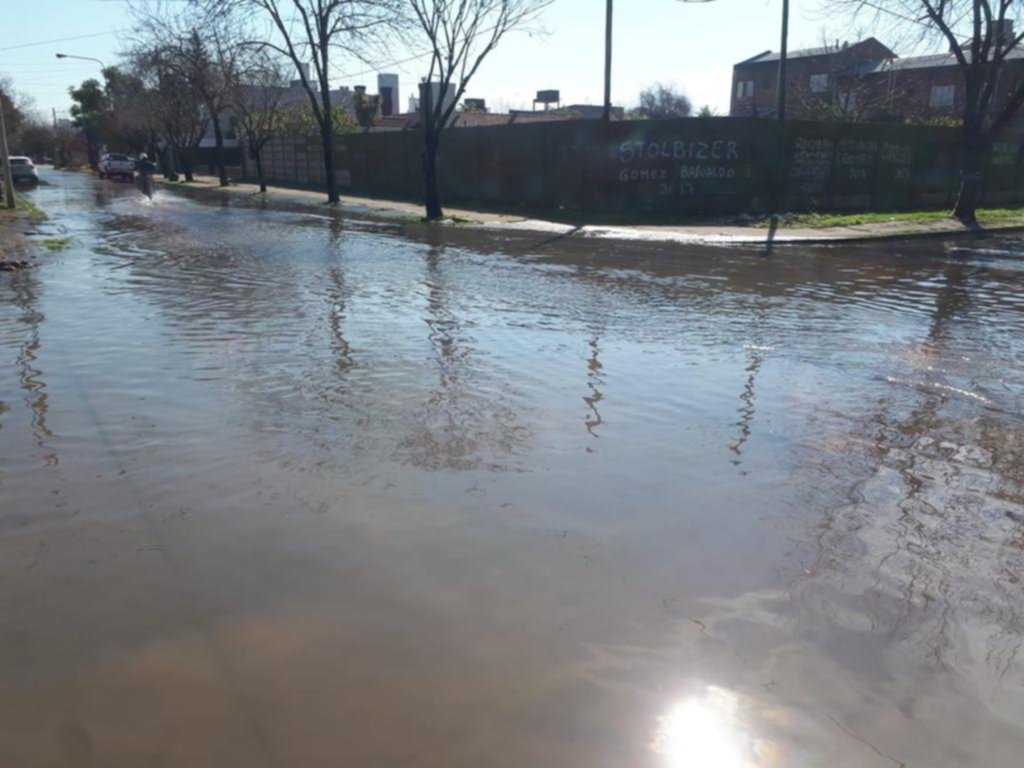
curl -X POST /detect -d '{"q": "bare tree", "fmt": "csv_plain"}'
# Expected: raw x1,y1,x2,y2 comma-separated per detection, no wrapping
139,59,209,182
13,117,56,159
409,0,551,220
231,53,288,192
199,0,402,203
132,2,245,187
0,77,32,141
103,66,160,155
837,1,1024,222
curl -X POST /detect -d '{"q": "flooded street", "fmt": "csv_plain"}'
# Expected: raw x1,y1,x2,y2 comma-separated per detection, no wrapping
3,169,1024,767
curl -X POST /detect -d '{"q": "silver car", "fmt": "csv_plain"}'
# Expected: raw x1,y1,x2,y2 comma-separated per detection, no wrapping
5,156,39,185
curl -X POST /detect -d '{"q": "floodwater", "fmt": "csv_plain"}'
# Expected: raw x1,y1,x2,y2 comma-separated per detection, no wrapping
2,170,1023,767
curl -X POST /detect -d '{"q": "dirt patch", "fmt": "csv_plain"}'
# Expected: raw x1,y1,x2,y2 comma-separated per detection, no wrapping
0,206,44,268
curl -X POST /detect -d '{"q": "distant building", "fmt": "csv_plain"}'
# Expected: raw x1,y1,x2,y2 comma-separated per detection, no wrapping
208,77,357,150
368,104,625,132
419,81,459,124
510,104,624,121
377,73,399,116
731,24,1024,125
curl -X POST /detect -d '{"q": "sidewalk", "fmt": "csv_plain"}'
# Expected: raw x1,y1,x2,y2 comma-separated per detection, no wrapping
158,175,1024,246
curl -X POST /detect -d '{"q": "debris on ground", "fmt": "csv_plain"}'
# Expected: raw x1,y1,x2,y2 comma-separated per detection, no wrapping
0,259,34,271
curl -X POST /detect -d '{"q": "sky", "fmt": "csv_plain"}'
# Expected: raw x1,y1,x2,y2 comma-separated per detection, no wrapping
2,0,870,120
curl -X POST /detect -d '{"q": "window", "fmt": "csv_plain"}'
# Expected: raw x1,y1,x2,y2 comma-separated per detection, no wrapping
930,85,955,108
810,74,829,94
838,91,857,112
735,80,754,99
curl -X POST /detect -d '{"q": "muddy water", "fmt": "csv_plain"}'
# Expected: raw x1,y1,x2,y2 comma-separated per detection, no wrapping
2,170,1023,767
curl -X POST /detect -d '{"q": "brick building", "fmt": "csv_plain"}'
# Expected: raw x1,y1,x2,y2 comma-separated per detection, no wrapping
731,30,1024,125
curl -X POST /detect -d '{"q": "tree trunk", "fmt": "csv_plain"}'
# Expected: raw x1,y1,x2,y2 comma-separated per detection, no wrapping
255,151,266,194
952,125,985,224
423,134,443,221
181,148,195,182
86,138,100,170
164,147,179,182
321,104,339,204
211,111,228,187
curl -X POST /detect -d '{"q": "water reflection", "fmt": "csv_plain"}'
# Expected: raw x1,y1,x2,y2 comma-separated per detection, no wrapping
728,346,764,469
396,241,474,470
326,265,353,377
775,253,1024,711
583,337,604,440
9,270,57,466
729,299,769,470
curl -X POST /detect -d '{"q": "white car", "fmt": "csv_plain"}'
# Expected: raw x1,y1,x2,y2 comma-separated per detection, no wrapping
98,153,135,181
4,156,39,185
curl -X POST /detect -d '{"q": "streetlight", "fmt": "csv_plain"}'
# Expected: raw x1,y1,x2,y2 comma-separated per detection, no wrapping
55,53,107,69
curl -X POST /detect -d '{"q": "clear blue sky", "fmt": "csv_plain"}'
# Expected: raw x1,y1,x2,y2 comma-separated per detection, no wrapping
2,0,856,119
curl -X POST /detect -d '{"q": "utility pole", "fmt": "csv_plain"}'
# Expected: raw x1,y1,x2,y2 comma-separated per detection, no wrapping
0,90,16,209
603,0,613,123
773,0,790,214
775,0,789,122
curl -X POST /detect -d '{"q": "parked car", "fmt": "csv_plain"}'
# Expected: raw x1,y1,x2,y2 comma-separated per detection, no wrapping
98,153,135,181
3,156,39,185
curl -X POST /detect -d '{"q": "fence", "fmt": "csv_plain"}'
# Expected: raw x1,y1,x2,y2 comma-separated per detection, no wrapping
243,117,1024,215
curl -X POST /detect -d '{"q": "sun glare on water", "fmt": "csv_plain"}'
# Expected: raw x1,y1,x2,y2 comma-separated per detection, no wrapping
653,686,771,768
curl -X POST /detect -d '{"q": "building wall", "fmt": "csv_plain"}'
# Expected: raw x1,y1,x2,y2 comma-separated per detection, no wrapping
244,117,1024,215
732,43,892,118
733,53,1024,125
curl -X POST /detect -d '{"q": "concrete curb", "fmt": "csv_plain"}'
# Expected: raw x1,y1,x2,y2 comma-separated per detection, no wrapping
155,177,1024,248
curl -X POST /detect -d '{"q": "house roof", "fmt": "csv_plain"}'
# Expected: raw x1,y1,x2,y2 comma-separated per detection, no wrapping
454,112,514,127
738,37,896,65
372,114,419,130
854,46,1024,74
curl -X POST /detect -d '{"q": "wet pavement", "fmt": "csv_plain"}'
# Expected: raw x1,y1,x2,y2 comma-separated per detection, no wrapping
2,169,1023,767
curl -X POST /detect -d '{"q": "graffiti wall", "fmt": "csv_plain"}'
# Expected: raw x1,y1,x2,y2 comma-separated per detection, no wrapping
247,118,1022,215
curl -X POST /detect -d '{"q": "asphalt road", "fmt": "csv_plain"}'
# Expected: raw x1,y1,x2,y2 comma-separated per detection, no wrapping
2,169,1024,767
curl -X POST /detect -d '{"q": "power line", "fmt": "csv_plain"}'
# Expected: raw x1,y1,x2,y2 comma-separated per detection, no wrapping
0,61,102,67
0,31,118,53
7,69,97,77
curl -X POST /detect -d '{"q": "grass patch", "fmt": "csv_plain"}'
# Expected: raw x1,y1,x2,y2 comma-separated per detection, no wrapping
0,193,47,225
762,206,1024,229
976,207,1024,225
41,236,71,251
16,195,47,221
